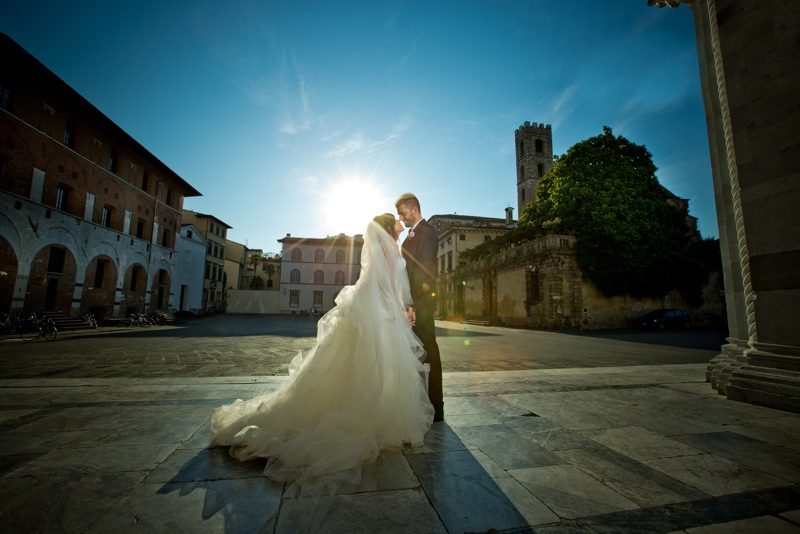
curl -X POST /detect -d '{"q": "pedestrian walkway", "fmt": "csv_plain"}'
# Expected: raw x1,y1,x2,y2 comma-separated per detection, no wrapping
1,364,799,533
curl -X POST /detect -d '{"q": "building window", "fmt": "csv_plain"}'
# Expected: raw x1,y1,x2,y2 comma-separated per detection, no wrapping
131,266,140,291
207,242,212,255
459,234,465,241
136,219,145,238
289,290,300,307
102,206,113,228
108,150,118,173
205,262,210,279
440,255,445,274
141,172,149,193
0,83,12,111
292,248,301,262
336,250,345,263
161,229,169,247
314,270,324,284
56,185,70,211
94,260,106,288
63,120,76,148
535,139,543,153
290,269,301,283
313,291,323,307
335,271,345,285
186,229,193,239
484,235,492,242
447,251,452,272
315,249,324,263
165,188,172,207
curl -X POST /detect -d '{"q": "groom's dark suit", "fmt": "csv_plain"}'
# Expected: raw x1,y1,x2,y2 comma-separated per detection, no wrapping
401,218,443,420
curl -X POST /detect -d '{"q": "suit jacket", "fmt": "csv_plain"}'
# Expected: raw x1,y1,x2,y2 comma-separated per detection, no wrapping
401,218,438,309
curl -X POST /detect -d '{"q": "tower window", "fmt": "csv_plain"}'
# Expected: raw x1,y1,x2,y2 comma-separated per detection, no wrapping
535,139,543,153
538,163,544,177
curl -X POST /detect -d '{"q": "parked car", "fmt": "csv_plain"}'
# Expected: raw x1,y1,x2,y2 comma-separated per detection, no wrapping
641,309,692,329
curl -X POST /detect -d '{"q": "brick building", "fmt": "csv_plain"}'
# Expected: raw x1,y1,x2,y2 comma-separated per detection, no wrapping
0,33,201,318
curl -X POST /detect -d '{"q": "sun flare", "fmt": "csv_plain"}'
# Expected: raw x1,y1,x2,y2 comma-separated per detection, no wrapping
320,178,393,237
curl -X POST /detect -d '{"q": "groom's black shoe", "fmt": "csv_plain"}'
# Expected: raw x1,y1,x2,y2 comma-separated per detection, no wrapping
433,412,444,422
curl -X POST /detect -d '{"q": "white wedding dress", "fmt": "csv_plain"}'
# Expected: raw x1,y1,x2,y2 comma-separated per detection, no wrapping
209,220,434,525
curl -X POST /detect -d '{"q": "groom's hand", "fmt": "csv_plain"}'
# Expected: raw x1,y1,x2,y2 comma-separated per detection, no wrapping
406,307,416,326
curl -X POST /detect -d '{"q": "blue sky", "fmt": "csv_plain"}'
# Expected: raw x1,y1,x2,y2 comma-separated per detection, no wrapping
3,0,715,254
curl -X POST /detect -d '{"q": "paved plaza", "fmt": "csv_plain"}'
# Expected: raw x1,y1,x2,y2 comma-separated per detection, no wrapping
1,316,799,533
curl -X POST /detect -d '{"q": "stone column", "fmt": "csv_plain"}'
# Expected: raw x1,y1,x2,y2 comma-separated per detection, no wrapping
653,0,800,411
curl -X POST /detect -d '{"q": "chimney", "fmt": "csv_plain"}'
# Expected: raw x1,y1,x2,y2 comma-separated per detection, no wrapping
505,206,514,225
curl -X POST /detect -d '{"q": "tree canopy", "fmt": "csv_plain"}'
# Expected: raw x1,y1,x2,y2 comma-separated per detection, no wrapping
465,127,697,299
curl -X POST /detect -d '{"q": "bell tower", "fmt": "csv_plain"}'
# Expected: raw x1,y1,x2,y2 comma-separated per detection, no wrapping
515,121,553,216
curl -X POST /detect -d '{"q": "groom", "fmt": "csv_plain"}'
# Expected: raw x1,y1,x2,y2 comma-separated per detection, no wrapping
396,193,443,422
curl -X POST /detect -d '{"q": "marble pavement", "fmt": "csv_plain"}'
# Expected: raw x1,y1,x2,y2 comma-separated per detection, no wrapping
2,364,800,533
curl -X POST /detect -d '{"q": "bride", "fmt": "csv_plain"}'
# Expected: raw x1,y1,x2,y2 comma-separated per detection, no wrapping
209,213,434,525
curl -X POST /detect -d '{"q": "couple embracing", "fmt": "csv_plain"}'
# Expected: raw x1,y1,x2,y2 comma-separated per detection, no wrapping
209,193,442,524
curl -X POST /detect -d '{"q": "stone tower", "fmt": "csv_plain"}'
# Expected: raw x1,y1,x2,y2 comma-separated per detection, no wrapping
515,121,553,216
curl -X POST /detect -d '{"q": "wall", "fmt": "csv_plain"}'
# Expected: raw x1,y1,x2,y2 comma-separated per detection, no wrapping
226,289,281,315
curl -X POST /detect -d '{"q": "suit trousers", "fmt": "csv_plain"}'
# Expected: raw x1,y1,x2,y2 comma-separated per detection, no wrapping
413,305,442,414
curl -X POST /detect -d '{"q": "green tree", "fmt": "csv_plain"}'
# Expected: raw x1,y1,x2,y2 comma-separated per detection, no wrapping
521,126,689,297
248,251,263,272
515,126,688,298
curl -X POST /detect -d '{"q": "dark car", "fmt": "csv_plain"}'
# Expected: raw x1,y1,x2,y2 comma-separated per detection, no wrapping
641,309,692,329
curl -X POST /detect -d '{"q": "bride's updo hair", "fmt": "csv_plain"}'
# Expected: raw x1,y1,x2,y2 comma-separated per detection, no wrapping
372,213,397,239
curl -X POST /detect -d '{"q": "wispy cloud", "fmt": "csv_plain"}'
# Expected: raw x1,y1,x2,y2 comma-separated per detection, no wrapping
547,84,579,129
327,115,412,158
194,1,315,135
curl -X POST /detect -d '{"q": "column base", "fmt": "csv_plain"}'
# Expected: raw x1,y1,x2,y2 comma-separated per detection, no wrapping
726,343,800,414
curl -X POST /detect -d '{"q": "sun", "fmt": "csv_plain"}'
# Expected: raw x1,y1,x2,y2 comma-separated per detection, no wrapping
320,178,392,237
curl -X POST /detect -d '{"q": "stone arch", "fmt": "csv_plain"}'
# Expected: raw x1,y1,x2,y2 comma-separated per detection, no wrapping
120,262,147,316
0,234,19,312
82,254,118,319
150,267,172,312
26,244,77,313
0,210,22,259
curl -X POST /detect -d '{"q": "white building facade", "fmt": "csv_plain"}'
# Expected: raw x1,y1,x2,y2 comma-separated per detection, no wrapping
277,233,363,314
173,224,206,313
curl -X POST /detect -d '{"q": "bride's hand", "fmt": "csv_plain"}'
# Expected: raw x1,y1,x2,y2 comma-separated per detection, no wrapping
406,307,416,326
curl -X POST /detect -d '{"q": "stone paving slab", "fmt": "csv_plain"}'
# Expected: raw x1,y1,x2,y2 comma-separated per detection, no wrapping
1,365,800,533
